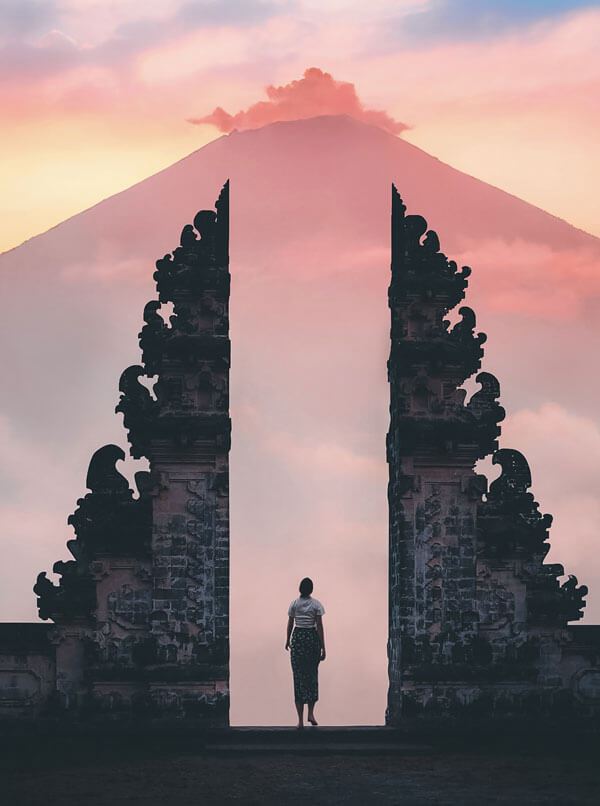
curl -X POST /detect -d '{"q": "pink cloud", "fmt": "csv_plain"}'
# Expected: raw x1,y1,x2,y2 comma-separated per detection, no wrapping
187,67,410,135
455,239,600,319
237,403,386,481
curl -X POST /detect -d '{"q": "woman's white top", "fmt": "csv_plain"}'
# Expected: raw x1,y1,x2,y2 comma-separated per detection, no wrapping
288,596,325,628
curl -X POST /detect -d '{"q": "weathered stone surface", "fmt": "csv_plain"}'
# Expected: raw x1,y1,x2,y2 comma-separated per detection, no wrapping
0,625,55,717
143,182,230,717
5,182,231,722
386,185,599,722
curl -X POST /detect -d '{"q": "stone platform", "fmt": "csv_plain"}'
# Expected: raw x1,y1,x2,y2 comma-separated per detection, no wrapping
204,726,432,754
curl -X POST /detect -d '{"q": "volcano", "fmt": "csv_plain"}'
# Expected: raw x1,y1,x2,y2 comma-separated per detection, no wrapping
1,114,599,725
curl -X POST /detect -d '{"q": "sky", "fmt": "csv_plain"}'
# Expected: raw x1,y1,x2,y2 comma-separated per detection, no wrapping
1,0,599,255
1,0,600,726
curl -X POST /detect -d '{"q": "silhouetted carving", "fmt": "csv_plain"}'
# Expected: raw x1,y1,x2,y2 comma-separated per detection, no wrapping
479,449,553,557
34,564,95,623
85,444,129,494
387,186,591,723
34,444,151,622
180,223,198,249
467,372,503,419
528,566,588,624
561,574,588,620
139,300,167,375
67,444,151,558
387,195,502,461
115,365,157,459
391,186,470,312
153,180,229,303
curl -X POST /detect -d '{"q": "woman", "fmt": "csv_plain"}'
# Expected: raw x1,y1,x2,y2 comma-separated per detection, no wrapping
285,576,326,728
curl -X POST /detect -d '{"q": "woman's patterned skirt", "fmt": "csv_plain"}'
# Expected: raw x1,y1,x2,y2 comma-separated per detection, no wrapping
290,627,321,704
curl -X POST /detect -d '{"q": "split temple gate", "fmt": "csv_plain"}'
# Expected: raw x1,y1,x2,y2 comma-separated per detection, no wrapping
1,182,599,723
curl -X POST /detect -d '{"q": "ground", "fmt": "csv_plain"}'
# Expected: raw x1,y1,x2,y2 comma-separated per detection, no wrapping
2,725,599,805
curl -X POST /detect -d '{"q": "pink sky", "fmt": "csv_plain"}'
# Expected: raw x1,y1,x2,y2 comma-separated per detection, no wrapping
1,1,598,253
1,1,599,726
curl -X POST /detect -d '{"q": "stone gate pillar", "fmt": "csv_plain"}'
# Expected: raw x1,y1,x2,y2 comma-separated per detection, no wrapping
385,186,590,722
32,184,231,722
141,182,231,718
386,186,500,722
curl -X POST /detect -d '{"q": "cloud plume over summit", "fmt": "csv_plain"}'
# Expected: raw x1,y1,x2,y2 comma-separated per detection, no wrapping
187,67,410,135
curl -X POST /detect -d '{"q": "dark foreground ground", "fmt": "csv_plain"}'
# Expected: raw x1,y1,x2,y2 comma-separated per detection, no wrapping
2,723,599,805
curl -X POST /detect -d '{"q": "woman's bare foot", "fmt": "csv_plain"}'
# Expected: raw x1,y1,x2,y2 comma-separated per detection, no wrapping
296,722,304,729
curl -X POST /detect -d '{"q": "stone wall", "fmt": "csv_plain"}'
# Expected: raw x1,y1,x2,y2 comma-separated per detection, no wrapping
0,624,55,717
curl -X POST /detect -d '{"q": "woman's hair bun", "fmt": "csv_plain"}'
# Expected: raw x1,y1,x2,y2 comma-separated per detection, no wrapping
299,577,313,596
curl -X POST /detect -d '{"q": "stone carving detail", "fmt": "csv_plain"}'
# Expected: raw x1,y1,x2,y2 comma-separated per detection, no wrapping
141,181,230,707
115,365,157,459
386,185,590,722
560,574,588,620
34,445,151,623
479,449,552,556
139,301,167,376
30,181,230,721
527,566,588,624
33,565,95,623
67,445,151,560
478,448,587,624
106,585,153,629
466,372,503,423
153,183,229,304
136,181,231,463
390,188,471,312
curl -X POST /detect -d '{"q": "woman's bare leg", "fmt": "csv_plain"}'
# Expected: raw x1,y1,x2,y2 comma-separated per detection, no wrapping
295,700,304,728
307,701,317,725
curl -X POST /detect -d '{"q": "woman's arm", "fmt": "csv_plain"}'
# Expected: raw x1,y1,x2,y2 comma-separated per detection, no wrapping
285,616,294,650
315,615,326,660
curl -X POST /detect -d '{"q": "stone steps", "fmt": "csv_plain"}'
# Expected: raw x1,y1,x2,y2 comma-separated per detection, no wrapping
202,726,433,754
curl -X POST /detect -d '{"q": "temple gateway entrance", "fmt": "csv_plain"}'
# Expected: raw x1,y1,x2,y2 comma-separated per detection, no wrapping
0,182,598,723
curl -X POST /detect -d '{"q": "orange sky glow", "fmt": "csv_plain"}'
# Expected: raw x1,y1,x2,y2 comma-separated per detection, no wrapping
1,2,598,254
